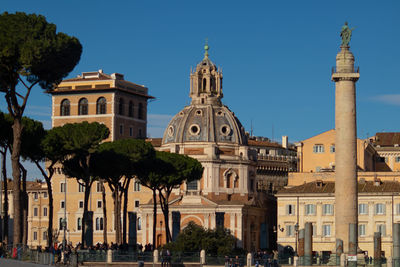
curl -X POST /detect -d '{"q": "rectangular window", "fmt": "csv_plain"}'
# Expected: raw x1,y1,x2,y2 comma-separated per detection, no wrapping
375,203,385,215
377,224,386,236
396,157,400,163
33,192,38,201
312,224,316,236
286,204,295,215
96,182,102,193
34,207,38,217
359,203,368,215
359,224,366,236
322,225,331,237
313,144,325,153
330,145,335,153
187,180,198,191
134,181,141,192
286,225,294,237
43,192,48,198
33,231,37,241
323,204,333,215
43,207,48,217
61,201,65,209
79,201,84,209
129,127,133,137
135,200,140,208
120,125,123,135
397,203,400,215
43,231,47,241
78,184,84,192
305,204,316,215
60,182,66,193
97,200,102,209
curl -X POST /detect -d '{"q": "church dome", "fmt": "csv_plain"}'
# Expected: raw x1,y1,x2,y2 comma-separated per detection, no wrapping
162,44,247,146
162,104,247,145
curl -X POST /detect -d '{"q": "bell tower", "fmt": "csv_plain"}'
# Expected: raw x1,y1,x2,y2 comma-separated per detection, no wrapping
189,42,223,105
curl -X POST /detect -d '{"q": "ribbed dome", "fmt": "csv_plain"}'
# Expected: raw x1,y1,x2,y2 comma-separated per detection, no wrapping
162,104,247,145
162,44,247,146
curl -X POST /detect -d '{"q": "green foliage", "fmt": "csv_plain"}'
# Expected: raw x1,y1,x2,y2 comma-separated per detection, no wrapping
0,12,82,91
50,121,110,181
93,138,155,182
55,121,110,156
158,152,204,190
136,150,174,189
20,116,46,162
163,222,243,256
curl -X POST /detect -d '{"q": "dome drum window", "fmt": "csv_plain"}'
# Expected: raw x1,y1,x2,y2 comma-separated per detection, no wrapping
195,110,203,116
189,124,201,136
220,124,231,136
216,111,224,116
168,126,174,137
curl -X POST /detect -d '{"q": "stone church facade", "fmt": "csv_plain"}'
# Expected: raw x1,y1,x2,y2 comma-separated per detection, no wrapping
141,45,271,251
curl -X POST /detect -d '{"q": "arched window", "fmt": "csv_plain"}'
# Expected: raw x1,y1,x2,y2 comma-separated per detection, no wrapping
78,98,88,115
128,101,134,117
202,78,207,91
96,97,107,114
137,217,142,230
96,217,103,231
60,99,70,116
119,98,124,115
138,103,143,120
77,218,82,231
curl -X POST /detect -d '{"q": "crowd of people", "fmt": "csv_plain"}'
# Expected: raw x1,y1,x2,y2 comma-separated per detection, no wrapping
253,250,279,267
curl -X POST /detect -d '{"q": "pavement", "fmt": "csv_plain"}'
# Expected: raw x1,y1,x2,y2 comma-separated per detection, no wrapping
0,258,51,267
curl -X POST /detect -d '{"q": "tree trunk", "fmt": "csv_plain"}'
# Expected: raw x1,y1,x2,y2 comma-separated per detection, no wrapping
35,160,54,248
158,190,172,243
47,180,54,248
122,179,131,244
11,117,23,246
20,163,28,246
152,189,157,248
113,188,121,244
1,150,9,245
82,182,91,248
101,181,107,245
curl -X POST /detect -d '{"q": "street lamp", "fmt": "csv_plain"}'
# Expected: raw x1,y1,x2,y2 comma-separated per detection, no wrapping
294,223,299,256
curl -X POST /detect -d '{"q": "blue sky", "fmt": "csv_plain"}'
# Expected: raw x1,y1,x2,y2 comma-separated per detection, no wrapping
1,1,400,178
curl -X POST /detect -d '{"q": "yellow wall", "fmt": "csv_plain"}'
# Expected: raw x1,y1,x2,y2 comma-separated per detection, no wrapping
297,129,375,173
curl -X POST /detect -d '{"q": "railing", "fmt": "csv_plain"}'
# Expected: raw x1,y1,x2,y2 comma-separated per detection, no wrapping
331,66,360,74
78,249,107,262
112,250,153,262
205,254,247,266
169,251,200,263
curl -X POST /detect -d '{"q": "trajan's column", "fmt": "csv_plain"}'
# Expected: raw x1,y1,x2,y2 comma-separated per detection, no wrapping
332,22,360,253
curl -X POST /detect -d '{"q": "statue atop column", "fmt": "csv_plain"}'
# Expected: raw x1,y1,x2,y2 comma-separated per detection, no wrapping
340,22,354,47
